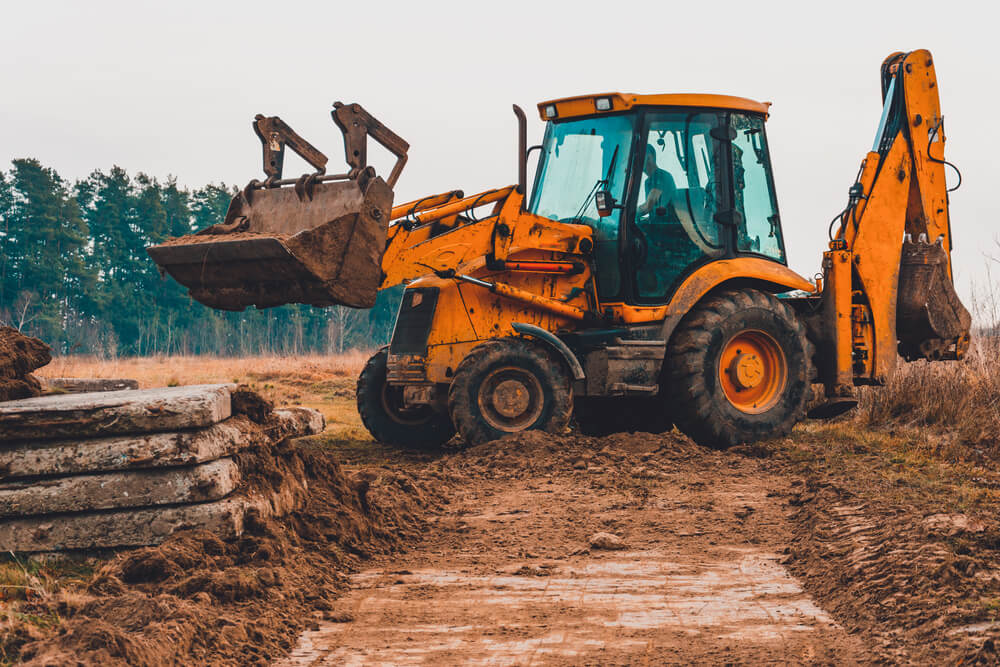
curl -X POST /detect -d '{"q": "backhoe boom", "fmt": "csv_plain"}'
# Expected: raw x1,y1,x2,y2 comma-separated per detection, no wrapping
813,49,969,406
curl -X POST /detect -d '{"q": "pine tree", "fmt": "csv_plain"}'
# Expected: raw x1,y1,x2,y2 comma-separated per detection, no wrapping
0,170,13,313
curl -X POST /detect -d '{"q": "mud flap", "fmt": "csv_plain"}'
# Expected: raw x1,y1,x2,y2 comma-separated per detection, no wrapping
896,239,971,361
147,170,392,310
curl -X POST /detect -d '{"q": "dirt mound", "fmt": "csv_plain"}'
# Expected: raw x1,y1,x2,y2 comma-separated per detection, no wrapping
438,429,705,479
12,439,439,665
231,384,321,445
0,327,50,401
785,476,1000,664
231,385,274,424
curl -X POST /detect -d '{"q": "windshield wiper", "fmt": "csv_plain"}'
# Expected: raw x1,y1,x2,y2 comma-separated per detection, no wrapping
571,144,619,222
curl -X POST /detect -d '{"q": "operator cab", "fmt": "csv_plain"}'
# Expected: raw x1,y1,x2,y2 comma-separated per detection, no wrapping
528,93,785,305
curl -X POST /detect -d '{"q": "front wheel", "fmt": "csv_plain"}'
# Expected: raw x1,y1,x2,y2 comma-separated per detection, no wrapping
356,348,455,449
448,337,573,446
665,289,812,448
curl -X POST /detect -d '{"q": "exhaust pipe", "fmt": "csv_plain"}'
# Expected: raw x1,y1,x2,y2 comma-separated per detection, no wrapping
513,104,527,210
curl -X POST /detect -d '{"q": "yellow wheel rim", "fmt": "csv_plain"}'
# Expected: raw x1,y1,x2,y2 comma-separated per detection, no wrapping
718,330,787,414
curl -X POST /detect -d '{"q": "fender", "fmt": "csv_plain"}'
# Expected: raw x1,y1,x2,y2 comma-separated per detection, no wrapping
659,258,817,344
511,322,586,381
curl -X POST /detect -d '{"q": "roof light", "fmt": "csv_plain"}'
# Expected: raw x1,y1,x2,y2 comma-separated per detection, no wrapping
594,97,612,112
544,104,558,119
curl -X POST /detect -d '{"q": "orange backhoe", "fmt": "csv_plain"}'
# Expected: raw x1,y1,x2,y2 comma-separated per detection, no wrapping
148,49,970,448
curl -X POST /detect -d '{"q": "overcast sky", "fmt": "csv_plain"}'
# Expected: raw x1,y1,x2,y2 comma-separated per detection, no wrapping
3,0,996,308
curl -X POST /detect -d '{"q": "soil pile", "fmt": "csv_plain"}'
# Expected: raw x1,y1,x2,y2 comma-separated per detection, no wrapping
785,475,1000,664
0,327,51,401
10,428,439,665
231,385,322,445
438,429,705,480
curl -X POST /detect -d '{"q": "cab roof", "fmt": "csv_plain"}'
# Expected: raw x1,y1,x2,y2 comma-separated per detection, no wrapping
535,93,771,121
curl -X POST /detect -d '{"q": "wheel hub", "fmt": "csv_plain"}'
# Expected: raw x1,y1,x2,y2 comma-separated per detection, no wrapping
718,330,787,414
730,352,764,390
477,366,545,432
492,379,532,418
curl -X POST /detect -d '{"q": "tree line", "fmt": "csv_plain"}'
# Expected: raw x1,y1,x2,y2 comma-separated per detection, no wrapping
0,158,400,356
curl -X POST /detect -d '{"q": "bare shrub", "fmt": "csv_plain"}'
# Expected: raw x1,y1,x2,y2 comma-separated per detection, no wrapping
856,337,1000,452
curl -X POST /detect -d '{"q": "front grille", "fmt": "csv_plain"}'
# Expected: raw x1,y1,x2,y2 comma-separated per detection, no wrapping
389,287,439,355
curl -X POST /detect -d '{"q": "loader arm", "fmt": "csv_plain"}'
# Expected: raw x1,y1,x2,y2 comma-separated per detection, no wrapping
379,187,596,300
818,49,970,398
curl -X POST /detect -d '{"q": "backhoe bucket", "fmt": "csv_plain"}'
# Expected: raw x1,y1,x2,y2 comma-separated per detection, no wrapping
147,103,409,311
897,238,972,361
147,171,392,310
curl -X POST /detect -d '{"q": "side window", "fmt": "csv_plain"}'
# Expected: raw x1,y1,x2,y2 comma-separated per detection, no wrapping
633,113,725,301
731,114,785,262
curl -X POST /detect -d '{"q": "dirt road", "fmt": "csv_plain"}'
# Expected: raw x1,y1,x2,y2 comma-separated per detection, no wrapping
278,432,866,665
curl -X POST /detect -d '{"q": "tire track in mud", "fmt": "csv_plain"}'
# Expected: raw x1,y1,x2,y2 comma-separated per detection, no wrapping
786,476,1000,664
278,432,867,665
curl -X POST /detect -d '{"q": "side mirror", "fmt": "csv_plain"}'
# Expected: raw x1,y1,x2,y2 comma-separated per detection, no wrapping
595,190,616,217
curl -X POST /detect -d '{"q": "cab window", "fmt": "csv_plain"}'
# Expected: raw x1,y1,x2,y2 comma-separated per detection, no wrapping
633,112,726,301
731,113,785,262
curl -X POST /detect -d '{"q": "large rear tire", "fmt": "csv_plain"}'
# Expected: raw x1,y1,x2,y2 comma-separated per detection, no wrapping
356,348,455,449
448,337,573,446
666,289,811,448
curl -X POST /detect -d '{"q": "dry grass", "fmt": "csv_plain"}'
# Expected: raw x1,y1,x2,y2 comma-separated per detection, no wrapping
39,352,369,388
0,556,91,665
855,339,1000,459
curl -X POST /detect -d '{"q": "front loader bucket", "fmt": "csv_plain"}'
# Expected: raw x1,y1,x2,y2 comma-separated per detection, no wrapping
897,238,972,361
148,103,409,311
147,170,393,310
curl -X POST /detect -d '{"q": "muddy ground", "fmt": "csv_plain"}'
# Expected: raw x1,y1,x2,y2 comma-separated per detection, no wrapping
6,419,1000,664
275,430,1000,665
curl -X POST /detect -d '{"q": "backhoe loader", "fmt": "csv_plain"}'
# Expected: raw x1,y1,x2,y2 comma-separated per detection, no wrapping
148,49,971,448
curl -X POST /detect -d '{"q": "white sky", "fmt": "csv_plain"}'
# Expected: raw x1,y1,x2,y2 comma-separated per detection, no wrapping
3,0,997,307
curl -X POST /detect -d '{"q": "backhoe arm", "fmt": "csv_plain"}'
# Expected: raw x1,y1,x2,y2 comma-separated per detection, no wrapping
820,49,970,399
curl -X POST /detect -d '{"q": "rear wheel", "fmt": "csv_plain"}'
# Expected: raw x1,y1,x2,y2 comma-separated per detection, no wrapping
356,348,455,449
449,337,573,445
666,289,811,448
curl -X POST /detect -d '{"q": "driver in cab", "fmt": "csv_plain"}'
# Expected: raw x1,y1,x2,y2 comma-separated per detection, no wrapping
637,144,676,220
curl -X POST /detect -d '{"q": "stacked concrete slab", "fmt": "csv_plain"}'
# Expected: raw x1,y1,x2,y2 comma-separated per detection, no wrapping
0,384,324,553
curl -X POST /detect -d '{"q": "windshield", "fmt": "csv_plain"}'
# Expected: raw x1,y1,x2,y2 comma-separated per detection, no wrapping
529,114,634,232
529,114,634,298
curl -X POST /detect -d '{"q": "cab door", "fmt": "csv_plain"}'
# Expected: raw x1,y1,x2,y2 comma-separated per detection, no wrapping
626,110,730,304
